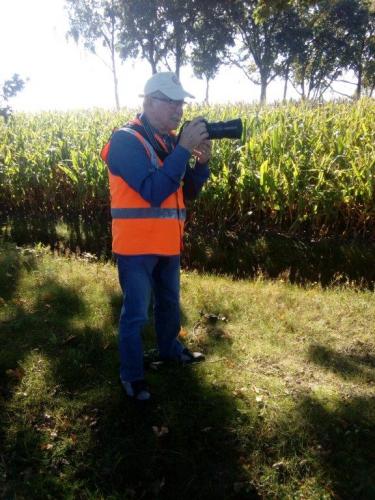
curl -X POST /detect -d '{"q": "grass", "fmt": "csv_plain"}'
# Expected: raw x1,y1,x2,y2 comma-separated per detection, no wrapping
0,242,374,499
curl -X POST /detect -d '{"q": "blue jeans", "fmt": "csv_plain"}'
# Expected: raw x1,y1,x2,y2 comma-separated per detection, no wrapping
117,255,184,382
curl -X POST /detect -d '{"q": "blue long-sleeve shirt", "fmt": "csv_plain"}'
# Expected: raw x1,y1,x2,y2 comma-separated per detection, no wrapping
107,128,210,207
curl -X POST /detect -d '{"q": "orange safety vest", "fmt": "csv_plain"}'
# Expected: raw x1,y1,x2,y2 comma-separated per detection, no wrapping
101,120,186,256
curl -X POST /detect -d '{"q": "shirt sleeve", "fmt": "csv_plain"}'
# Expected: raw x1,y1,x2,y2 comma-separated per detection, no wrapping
183,161,210,201
107,129,191,207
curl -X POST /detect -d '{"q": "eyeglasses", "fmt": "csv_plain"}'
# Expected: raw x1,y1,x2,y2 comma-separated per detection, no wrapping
151,96,186,107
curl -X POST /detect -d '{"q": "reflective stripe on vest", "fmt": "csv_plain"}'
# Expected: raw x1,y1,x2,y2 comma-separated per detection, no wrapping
111,207,186,220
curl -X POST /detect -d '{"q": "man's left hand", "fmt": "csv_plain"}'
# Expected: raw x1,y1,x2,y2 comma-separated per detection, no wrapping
194,140,212,164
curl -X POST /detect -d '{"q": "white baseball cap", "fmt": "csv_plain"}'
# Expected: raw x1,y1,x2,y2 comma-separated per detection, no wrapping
142,72,194,100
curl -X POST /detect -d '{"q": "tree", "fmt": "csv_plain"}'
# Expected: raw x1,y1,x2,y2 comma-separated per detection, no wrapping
191,3,235,103
362,34,375,96
330,0,375,99
191,45,221,104
226,0,290,104
119,0,201,78
66,0,132,110
282,2,349,101
0,74,25,121
259,0,374,101
160,0,197,78
273,7,310,101
118,0,169,74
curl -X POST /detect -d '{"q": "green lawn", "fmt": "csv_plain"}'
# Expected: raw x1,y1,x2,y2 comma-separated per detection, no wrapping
0,243,374,499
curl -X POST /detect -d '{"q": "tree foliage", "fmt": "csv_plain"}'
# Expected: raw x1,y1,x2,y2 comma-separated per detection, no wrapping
332,0,375,98
64,0,375,104
118,0,212,77
118,0,169,74
286,3,348,100
66,0,134,109
190,3,235,103
0,74,26,121
251,0,375,101
226,0,293,103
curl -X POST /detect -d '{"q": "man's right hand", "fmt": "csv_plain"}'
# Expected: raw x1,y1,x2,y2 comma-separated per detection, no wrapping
178,117,209,153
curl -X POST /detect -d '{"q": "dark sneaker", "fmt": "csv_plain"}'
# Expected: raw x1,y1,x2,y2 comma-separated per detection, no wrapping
120,378,151,401
144,348,164,370
178,347,205,365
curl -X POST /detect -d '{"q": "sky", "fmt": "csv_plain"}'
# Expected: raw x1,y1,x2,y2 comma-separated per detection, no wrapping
0,0,354,112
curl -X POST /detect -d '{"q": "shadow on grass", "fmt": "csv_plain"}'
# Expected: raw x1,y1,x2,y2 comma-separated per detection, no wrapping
84,366,262,500
0,243,38,301
0,254,260,499
2,215,112,259
2,242,374,498
296,394,375,499
184,231,375,290
2,217,375,290
308,344,375,382
294,343,375,497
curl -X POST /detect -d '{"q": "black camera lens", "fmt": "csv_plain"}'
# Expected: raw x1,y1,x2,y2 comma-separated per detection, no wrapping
177,118,243,144
204,119,243,140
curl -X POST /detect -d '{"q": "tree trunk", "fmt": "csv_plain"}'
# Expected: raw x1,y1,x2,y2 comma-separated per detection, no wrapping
111,45,120,111
283,63,290,102
301,76,306,100
175,39,182,78
151,62,157,74
260,73,267,104
205,76,209,104
356,65,362,100
355,41,365,100
148,42,158,74
110,19,120,111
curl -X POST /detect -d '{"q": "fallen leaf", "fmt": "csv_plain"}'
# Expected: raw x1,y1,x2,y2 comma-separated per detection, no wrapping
150,361,164,370
272,461,286,469
70,433,78,444
152,425,169,437
179,327,188,338
41,443,54,450
233,387,247,397
62,335,77,345
6,368,25,381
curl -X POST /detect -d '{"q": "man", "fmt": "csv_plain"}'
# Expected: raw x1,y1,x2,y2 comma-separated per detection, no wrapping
103,72,211,401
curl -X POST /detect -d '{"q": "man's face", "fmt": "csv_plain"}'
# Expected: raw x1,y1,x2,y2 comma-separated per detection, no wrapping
146,93,185,133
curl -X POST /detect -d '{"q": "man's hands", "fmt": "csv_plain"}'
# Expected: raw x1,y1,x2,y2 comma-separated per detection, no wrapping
178,117,209,153
193,140,212,164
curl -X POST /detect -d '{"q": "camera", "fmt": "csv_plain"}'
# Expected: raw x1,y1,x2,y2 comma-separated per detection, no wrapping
203,118,243,140
178,118,243,141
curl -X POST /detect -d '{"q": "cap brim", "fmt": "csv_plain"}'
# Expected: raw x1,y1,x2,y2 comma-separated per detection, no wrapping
140,90,195,99
163,88,194,100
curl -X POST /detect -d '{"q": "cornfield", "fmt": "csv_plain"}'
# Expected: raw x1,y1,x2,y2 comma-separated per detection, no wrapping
0,100,374,261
